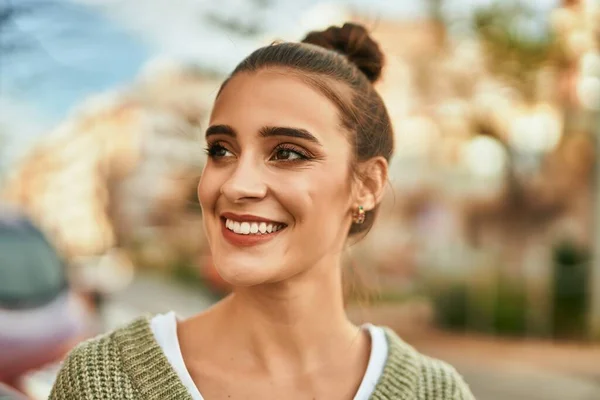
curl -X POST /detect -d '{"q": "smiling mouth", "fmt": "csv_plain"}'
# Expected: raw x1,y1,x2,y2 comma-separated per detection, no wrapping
223,218,287,235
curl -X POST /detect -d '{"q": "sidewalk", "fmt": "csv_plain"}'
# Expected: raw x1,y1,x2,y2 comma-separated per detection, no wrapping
406,332,600,400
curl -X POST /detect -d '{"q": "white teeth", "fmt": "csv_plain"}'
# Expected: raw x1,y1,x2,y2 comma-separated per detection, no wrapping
240,222,250,234
225,219,284,235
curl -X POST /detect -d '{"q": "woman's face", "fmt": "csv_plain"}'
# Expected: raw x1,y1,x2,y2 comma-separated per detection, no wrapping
198,70,356,286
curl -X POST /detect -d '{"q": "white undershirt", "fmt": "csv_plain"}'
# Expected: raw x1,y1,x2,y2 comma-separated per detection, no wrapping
151,312,388,400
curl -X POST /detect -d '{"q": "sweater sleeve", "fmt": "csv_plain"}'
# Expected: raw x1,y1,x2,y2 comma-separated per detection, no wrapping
48,343,84,400
417,355,475,400
48,333,139,400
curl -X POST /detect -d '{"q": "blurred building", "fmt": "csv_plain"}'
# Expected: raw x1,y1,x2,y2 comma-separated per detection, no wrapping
2,63,220,264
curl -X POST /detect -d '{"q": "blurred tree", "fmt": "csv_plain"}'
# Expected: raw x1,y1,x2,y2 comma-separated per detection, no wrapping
203,0,272,37
463,1,594,240
454,1,598,340
472,1,560,101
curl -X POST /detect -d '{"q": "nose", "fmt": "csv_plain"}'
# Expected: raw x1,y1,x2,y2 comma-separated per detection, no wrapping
220,156,267,203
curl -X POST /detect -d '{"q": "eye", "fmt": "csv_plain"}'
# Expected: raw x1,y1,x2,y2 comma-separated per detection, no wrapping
271,145,310,162
205,143,234,159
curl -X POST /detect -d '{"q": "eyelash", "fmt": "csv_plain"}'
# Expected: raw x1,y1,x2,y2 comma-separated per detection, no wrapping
204,141,230,158
273,143,311,161
204,142,312,162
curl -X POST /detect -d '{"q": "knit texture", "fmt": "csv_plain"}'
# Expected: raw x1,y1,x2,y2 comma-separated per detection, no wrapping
49,315,474,399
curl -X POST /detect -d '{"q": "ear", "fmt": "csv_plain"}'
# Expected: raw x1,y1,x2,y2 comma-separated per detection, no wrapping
352,156,388,211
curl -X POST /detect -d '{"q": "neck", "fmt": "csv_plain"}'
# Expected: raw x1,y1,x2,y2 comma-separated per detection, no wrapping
210,256,362,374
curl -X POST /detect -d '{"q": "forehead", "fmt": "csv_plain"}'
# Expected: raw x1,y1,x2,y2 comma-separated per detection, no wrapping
210,70,346,143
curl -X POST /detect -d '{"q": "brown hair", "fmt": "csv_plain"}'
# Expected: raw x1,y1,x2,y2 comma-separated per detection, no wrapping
219,23,394,235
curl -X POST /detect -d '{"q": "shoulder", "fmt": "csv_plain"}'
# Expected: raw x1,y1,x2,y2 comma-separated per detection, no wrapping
415,351,474,399
373,327,474,400
49,316,151,399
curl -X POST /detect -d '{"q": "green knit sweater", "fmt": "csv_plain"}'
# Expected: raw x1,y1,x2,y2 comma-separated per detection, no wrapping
49,315,474,399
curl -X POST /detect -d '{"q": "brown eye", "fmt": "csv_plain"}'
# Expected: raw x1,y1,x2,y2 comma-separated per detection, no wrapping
275,149,299,160
271,146,309,161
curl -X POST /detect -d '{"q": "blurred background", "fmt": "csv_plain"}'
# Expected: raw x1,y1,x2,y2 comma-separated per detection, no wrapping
0,0,599,398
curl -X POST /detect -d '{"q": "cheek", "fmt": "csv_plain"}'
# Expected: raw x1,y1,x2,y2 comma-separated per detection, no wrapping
271,167,352,225
197,166,220,213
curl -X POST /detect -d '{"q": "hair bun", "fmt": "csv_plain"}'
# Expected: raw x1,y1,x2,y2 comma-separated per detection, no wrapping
301,23,384,83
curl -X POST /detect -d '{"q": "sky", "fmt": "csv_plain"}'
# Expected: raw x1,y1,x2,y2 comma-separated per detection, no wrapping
0,0,557,161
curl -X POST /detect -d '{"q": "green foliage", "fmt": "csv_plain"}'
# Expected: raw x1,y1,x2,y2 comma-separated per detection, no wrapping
171,256,202,285
472,1,558,99
493,277,527,336
552,239,590,339
553,239,590,266
432,283,469,330
432,277,527,335
429,241,591,340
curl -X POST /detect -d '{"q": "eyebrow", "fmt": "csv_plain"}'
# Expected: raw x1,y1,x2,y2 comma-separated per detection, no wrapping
205,124,235,138
205,124,322,146
259,126,321,145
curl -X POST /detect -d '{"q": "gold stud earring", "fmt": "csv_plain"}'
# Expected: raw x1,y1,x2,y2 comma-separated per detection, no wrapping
353,205,365,224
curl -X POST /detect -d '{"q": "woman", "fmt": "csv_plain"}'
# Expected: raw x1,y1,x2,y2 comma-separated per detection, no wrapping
50,23,474,399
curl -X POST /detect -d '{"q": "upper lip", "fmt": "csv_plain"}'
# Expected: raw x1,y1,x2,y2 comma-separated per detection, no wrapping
220,212,285,225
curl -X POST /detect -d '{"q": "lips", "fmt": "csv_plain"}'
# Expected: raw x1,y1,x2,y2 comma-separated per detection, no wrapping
219,212,287,246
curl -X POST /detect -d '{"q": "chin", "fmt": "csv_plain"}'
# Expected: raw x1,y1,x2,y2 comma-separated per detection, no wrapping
212,255,281,287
